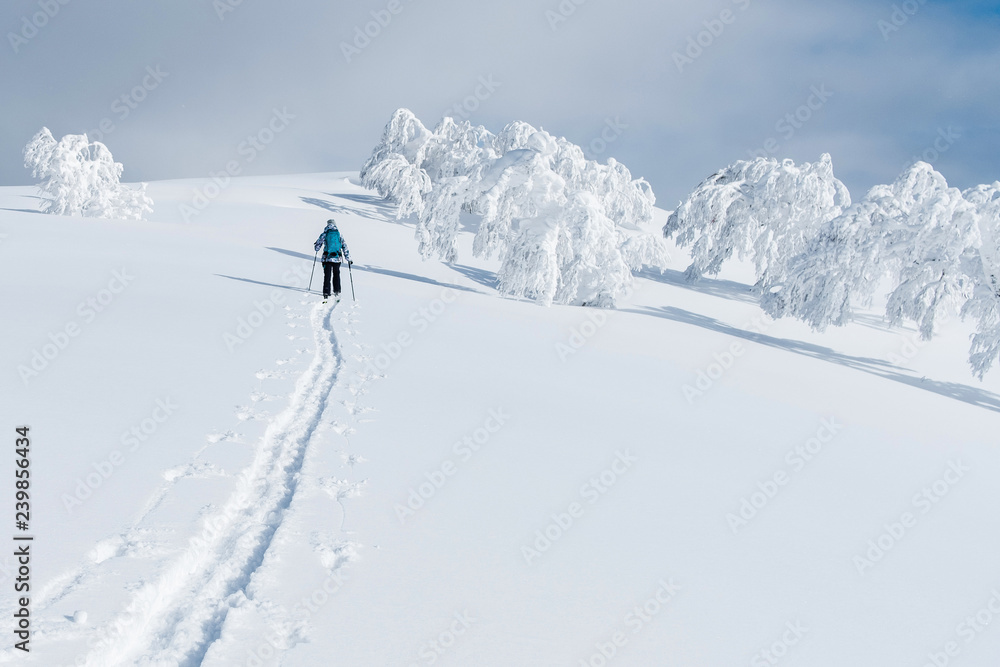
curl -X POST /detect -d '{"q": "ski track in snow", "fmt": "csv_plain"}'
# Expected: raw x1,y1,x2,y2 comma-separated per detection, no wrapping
199,303,372,666
0,276,385,667
0,297,367,667
72,300,343,667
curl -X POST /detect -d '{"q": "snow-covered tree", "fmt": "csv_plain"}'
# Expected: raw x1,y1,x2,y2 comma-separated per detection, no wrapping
961,182,1000,377
362,153,431,219
759,196,889,330
763,163,969,330
663,154,851,287
360,111,494,222
760,162,1000,377
23,127,153,220
362,109,668,306
359,109,434,219
23,127,56,178
881,165,979,339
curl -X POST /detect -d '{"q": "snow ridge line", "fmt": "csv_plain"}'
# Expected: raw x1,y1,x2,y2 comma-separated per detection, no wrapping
78,301,342,667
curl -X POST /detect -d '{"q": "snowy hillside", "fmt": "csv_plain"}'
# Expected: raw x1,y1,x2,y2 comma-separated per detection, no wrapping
2,172,1000,666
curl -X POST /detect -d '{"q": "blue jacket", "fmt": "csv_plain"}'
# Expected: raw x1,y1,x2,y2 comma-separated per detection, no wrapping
314,227,351,263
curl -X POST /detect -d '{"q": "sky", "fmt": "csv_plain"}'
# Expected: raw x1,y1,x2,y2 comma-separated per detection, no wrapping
1,0,999,207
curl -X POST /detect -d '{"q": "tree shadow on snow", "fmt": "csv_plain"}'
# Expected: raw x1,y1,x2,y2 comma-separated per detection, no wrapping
624,305,1000,414
331,192,394,208
353,264,482,294
847,312,899,333
267,246,314,261
639,268,901,333
636,267,759,305
448,263,497,290
215,274,314,294
300,196,389,222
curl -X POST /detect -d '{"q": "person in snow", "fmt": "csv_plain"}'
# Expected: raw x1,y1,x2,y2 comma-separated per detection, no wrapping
314,219,351,299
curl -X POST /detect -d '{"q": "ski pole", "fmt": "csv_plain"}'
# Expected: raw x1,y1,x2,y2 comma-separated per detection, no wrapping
308,250,319,293
348,261,356,301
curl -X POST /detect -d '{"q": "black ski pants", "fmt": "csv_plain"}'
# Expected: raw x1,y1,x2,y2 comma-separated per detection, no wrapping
322,261,342,297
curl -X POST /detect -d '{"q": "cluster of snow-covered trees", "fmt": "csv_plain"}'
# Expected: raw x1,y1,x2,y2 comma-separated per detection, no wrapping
361,109,668,306
665,154,1000,377
23,128,153,220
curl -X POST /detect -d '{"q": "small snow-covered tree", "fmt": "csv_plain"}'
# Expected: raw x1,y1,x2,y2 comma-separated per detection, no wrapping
961,182,1000,377
360,111,493,221
23,127,153,220
664,154,851,287
759,196,889,330
477,126,664,305
360,109,434,218
551,192,636,307
882,165,980,339
23,127,56,178
362,109,668,306
362,153,431,219
413,117,497,262
592,158,657,232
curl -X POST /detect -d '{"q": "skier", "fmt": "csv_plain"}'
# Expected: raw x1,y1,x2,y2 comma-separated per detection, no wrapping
314,219,351,301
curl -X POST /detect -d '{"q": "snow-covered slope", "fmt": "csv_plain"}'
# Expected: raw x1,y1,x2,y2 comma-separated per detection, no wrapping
2,173,999,666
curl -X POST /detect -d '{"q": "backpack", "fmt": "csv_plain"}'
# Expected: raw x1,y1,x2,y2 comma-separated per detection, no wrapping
323,228,342,260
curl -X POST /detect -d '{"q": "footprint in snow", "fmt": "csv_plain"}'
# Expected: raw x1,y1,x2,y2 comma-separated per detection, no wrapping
235,405,268,421
206,430,242,444
89,529,171,563
326,420,355,436
310,534,360,573
163,461,227,482
89,535,125,563
339,452,367,469
319,477,367,502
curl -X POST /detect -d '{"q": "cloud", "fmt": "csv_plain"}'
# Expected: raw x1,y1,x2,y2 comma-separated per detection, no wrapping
1,0,997,207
